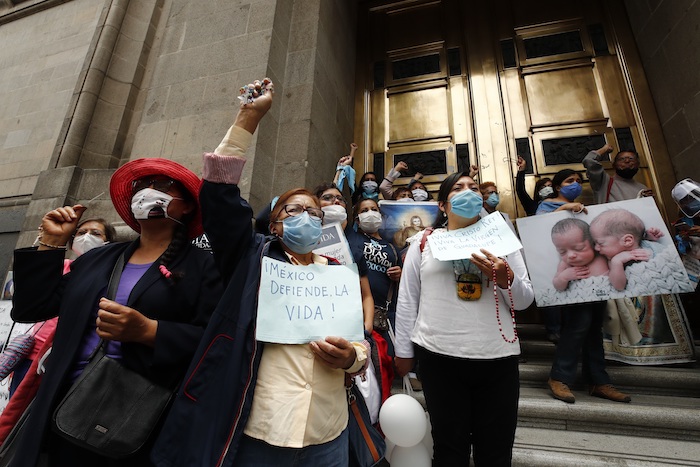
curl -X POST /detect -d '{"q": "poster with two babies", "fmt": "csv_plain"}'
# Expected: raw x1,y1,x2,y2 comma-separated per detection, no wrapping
516,197,694,307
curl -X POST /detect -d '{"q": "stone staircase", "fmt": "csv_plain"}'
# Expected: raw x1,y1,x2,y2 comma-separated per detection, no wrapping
516,324,700,465
391,323,700,466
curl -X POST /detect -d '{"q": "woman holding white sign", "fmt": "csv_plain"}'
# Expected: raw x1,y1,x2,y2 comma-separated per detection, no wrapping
153,80,368,467
394,172,534,466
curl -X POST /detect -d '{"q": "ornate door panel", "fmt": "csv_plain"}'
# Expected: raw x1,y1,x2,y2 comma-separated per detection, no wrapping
356,0,672,217
358,1,475,195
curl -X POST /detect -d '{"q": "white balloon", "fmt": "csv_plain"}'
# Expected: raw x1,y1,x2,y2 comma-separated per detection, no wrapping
390,443,432,467
379,394,427,447
385,439,396,462
422,412,433,459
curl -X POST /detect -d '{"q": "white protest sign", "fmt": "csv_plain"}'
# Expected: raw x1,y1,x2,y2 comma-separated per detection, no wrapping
256,257,364,344
313,223,354,266
427,212,523,261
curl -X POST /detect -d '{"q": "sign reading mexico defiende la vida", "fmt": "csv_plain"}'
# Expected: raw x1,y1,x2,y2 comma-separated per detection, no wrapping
256,257,365,344
427,212,523,261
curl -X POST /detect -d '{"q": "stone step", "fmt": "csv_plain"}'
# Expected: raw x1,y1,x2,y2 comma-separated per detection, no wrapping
513,426,700,466
518,359,700,397
517,387,700,442
400,386,700,442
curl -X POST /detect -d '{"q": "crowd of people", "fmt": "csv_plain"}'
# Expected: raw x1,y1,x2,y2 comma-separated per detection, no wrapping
0,78,697,466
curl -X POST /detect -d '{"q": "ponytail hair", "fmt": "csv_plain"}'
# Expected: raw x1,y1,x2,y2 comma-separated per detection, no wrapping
158,224,188,284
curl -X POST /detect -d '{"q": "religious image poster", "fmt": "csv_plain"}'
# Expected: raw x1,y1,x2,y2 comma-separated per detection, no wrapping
516,197,694,307
378,201,440,250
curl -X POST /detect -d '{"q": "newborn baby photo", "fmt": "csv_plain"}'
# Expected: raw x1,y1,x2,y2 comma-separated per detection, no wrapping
517,197,694,306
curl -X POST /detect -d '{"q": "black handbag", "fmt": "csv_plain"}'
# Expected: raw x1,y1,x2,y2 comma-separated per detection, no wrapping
51,252,174,459
348,382,386,467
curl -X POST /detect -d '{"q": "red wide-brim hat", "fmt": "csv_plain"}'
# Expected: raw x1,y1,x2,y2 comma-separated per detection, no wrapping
110,158,203,239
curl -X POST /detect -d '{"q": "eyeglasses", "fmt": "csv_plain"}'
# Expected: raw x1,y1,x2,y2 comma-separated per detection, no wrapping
280,204,324,220
319,194,346,204
75,229,105,238
615,156,637,163
132,178,177,194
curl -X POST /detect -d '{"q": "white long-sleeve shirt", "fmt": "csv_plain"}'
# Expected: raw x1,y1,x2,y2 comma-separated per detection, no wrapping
394,228,534,359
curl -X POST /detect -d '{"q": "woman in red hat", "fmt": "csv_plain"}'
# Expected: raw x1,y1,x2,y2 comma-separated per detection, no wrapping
9,159,222,466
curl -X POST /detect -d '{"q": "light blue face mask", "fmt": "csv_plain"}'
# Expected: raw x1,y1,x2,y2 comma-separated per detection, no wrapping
485,193,500,208
448,189,483,219
280,212,322,254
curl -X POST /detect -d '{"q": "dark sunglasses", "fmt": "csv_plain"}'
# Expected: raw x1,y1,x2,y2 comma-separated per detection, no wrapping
132,178,177,194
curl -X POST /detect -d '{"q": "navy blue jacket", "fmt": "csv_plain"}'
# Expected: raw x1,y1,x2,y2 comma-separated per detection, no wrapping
10,239,222,466
152,181,282,466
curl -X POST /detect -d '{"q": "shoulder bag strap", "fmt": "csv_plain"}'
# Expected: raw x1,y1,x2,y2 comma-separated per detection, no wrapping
87,251,126,361
2,322,16,352
348,386,381,463
384,241,399,306
419,227,434,253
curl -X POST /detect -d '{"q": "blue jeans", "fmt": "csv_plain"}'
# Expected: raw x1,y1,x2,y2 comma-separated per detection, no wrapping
542,306,561,335
236,429,349,467
550,301,611,386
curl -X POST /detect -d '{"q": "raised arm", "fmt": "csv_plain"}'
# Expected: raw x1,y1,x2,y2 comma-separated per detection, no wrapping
333,143,357,185
515,156,537,215
379,161,408,200
200,79,273,280
12,204,88,322
582,143,613,193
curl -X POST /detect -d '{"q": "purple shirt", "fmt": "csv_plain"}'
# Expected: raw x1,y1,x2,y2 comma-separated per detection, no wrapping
71,262,153,381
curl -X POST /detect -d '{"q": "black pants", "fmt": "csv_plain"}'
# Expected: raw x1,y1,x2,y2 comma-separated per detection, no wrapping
415,346,519,467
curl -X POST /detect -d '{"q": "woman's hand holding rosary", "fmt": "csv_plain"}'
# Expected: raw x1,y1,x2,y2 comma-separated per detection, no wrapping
470,249,513,289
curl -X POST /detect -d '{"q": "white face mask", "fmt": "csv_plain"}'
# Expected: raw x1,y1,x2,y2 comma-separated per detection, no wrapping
131,188,184,225
538,186,555,200
396,197,414,203
412,189,429,201
321,205,347,225
357,210,382,234
71,233,106,256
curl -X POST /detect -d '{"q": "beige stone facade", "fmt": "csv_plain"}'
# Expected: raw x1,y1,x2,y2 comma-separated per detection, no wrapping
624,0,700,184
0,0,698,283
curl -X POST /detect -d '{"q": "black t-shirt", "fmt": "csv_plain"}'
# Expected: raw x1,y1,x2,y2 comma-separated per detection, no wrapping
347,232,401,310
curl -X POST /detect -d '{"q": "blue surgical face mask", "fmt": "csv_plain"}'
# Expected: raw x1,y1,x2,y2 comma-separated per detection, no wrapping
485,193,499,208
280,212,322,254
448,189,483,219
559,182,582,201
362,180,378,194
362,191,379,202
